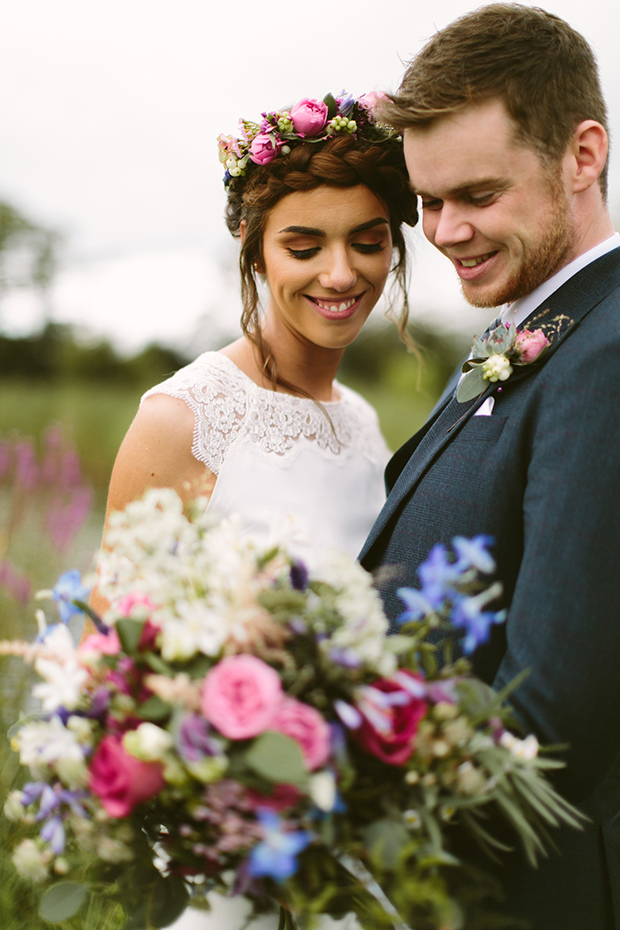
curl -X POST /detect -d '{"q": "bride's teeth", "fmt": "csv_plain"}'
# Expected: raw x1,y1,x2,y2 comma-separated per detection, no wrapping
315,298,355,312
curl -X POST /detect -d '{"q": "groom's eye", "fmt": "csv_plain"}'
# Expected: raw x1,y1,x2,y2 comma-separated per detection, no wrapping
421,198,443,211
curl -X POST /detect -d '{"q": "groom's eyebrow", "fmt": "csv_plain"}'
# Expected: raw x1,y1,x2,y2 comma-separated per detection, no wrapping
278,218,389,236
415,176,509,197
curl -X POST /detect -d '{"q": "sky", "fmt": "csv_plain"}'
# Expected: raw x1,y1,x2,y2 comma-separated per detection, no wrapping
1,0,619,354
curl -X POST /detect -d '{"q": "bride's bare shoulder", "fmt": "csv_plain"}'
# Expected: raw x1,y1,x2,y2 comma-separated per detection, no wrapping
106,392,210,512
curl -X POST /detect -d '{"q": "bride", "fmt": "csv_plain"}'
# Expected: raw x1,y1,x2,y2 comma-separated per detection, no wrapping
92,91,417,927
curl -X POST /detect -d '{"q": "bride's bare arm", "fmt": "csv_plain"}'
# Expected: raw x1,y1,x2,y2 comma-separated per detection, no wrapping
88,393,215,620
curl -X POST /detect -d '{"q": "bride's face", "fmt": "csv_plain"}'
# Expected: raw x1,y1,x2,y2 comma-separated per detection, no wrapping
259,184,393,351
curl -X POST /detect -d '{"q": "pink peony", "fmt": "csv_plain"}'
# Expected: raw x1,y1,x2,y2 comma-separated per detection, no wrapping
270,697,331,771
355,672,428,766
79,628,121,656
201,655,283,739
249,133,281,165
515,328,550,363
290,98,328,136
88,734,164,817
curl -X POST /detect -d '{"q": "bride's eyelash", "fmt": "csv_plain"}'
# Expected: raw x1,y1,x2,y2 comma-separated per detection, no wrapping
287,243,384,260
288,248,320,260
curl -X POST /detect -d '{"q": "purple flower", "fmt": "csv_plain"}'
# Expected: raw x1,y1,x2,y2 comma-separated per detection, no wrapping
40,816,65,854
290,561,308,591
452,535,496,574
52,569,91,624
178,713,220,762
248,810,311,882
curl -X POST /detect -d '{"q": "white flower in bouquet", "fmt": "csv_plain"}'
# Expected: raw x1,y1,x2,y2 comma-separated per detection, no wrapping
14,716,86,774
13,839,50,883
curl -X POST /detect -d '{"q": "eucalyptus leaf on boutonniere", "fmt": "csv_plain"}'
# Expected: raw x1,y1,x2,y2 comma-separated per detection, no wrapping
457,321,551,402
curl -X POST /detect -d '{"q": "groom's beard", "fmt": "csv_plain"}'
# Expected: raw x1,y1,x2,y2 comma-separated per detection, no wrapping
463,175,577,309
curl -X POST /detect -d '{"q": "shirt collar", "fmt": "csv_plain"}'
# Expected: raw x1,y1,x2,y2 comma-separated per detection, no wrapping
499,232,620,330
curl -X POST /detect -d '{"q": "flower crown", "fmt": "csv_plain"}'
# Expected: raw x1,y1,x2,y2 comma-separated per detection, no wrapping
218,91,397,190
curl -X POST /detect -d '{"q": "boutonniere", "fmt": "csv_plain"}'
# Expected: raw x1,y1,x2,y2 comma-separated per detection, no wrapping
456,322,551,402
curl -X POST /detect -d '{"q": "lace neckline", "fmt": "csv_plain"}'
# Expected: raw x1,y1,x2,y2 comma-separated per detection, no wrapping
215,353,343,406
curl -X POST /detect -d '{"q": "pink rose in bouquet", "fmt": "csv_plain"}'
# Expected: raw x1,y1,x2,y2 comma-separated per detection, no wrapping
79,628,121,656
270,696,331,771
355,672,428,766
89,734,165,817
290,98,328,136
201,654,283,739
249,133,281,165
515,328,550,363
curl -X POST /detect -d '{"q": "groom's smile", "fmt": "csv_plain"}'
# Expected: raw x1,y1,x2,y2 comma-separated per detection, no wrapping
403,99,577,308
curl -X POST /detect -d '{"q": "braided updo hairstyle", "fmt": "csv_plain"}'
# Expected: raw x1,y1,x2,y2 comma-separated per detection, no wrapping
225,133,418,382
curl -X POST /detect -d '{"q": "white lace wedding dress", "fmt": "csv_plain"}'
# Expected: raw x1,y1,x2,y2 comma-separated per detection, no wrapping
142,352,388,929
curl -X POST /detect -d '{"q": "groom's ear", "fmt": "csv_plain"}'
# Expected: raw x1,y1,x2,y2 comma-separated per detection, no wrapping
567,120,609,193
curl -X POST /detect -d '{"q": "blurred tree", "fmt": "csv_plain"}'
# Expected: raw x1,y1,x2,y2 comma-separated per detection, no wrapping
0,201,59,326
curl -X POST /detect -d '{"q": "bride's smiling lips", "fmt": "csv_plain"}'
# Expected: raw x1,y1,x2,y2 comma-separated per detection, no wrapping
304,292,366,319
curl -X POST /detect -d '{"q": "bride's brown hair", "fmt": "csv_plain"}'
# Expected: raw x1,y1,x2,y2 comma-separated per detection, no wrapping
224,134,418,387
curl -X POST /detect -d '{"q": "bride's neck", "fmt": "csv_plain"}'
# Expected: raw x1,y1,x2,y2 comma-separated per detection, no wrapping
220,335,343,402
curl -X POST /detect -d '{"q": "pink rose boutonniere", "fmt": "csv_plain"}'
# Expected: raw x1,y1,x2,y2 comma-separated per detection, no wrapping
457,321,551,402
289,98,328,137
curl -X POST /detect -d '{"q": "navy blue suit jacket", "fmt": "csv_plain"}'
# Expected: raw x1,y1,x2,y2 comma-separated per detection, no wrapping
360,248,620,929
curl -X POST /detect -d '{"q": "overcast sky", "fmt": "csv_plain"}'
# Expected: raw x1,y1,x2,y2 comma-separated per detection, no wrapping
2,0,619,352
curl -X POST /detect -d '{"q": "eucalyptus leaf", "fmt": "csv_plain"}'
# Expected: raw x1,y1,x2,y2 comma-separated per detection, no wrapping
456,368,486,403
245,731,308,786
39,882,87,923
115,618,145,656
362,818,410,871
138,694,170,722
323,92,338,120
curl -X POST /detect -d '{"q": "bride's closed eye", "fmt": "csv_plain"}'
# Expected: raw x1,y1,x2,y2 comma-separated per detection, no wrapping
287,247,321,260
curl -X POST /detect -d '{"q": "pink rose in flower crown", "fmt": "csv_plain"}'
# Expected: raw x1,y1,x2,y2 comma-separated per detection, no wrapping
290,98,328,137
249,133,281,165
201,655,283,739
270,697,331,771
515,328,550,363
88,734,165,817
355,671,428,766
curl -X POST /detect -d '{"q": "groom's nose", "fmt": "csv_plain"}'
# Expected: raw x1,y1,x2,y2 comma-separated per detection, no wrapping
428,202,475,249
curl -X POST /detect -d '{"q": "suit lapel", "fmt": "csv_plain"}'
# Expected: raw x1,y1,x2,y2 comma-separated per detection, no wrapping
360,246,620,564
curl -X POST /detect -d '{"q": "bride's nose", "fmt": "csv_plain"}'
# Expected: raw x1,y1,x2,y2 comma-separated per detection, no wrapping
318,248,357,292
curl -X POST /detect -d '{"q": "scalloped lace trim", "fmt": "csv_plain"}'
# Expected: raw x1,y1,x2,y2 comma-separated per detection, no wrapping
142,352,388,474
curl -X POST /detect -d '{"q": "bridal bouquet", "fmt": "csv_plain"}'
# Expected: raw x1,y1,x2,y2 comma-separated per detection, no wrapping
2,489,582,930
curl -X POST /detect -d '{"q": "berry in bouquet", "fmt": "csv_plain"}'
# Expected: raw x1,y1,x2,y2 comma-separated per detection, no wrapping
2,489,584,929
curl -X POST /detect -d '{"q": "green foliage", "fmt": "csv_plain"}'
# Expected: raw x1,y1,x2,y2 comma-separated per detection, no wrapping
0,202,59,293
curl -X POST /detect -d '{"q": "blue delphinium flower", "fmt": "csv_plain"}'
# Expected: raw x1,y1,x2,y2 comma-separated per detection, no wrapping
52,570,91,624
452,535,496,574
40,816,65,854
395,587,437,625
451,594,506,654
248,810,311,882
417,543,460,609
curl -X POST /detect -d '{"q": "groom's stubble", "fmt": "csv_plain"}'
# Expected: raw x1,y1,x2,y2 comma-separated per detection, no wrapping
461,168,577,309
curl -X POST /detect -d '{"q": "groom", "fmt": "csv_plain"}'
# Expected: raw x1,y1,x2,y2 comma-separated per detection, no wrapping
361,5,620,928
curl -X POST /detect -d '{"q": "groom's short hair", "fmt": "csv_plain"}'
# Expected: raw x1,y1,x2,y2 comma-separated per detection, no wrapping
380,3,609,196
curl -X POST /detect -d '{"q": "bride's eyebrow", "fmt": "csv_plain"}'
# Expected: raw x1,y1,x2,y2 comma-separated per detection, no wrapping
278,225,325,236
278,217,389,236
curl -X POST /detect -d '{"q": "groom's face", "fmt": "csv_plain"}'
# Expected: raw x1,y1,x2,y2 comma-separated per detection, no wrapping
404,99,576,307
